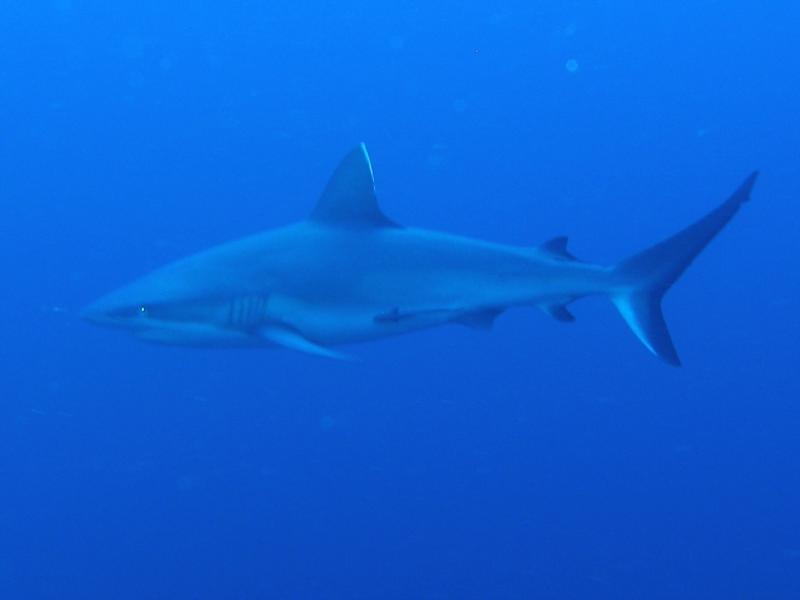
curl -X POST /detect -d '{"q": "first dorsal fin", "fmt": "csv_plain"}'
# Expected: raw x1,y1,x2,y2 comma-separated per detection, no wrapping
309,143,398,228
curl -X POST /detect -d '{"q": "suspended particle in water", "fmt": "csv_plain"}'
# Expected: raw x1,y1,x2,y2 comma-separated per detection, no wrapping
388,35,405,51
565,58,579,74
426,143,448,169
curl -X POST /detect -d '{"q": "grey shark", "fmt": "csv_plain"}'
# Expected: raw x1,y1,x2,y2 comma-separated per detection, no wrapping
83,144,757,365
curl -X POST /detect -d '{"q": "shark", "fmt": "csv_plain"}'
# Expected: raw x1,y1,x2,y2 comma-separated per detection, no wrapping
83,144,757,365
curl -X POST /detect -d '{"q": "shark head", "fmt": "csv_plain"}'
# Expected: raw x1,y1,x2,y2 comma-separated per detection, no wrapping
81,254,265,346
81,286,153,331
83,279,181,331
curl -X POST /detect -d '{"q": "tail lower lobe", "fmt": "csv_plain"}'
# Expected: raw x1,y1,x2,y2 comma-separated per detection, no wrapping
611,172,758,366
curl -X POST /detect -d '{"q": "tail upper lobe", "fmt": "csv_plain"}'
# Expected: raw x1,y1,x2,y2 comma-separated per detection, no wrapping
611,172,758,365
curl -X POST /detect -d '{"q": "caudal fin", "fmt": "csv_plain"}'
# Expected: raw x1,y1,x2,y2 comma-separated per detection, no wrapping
611,172,758,366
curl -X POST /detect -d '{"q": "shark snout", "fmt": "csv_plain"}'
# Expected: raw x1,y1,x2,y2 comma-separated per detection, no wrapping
80,300,112,326
80,293,135,328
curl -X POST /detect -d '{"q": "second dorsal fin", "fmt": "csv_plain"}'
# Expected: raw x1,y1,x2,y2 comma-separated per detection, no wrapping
540,236,578,261
309,143,398,229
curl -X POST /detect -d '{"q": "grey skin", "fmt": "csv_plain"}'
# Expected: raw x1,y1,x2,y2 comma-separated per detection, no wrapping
83,144,757,364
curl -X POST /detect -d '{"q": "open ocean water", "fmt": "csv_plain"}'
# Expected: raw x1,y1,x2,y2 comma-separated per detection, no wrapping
1,1,799,598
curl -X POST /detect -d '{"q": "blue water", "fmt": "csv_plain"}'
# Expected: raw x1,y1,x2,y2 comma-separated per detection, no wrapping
2,2,799,598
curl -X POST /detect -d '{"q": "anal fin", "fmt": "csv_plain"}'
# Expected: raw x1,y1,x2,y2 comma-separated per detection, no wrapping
541,303,576,323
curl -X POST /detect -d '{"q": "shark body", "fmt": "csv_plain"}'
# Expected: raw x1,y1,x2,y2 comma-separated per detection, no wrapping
83,145,757,365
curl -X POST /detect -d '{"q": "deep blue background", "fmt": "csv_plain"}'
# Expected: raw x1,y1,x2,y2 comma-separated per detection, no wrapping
1,1,799,598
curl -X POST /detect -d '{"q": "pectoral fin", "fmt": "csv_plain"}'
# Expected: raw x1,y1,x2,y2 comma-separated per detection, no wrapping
258,325,352,360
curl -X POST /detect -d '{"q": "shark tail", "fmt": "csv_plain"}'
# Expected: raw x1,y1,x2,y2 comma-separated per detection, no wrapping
609,172,758,366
